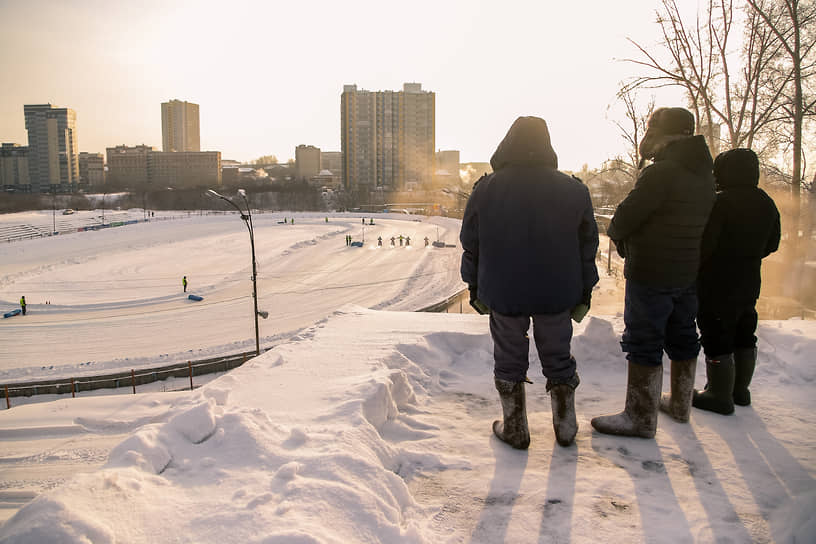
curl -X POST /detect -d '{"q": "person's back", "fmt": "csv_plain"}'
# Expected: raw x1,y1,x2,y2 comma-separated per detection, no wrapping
460,116,599,449
698,149,780,307
461,119,598,316
693,148,781,415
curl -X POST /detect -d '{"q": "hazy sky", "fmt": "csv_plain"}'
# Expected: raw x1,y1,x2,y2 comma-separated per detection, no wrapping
0,0,687,170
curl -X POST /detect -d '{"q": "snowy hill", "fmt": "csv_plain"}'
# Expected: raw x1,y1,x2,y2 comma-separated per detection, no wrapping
2,307,814,543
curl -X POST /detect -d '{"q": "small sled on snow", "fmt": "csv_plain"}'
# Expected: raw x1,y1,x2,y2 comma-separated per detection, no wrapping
188,294,204,302
3,309,22,318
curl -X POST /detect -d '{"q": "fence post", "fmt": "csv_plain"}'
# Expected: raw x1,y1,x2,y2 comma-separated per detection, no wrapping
71,378,76,398
607,237,613,275
4,385,9,409
188,361,194,391
131,369,136,394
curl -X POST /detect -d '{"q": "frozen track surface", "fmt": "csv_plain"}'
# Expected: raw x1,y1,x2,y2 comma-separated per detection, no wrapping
0,213,464,381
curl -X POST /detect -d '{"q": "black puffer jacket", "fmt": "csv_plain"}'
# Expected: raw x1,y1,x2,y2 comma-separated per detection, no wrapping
460,117,599,315
698,148,780,307
607,135,715,288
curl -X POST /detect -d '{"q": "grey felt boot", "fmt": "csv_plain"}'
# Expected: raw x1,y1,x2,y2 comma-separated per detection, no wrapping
591,361,663,439
659,358,697,422
733,347,757,406
548,373,580,447
493,378,530,449
692,354,735,415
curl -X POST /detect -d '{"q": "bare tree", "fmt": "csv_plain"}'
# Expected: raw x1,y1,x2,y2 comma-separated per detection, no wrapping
623,0,788,154
746,0,816,209
611,87,656,180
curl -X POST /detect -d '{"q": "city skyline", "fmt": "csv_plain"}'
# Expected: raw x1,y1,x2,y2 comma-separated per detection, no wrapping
0,0,682,171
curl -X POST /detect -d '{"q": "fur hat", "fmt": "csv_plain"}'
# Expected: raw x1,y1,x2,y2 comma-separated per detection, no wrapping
639,107,695,164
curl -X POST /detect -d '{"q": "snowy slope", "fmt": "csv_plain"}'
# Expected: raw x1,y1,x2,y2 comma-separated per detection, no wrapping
0,212,465,382
1,308,814,543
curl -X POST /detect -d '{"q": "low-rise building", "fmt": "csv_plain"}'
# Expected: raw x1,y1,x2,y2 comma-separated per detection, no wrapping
106,145,221,188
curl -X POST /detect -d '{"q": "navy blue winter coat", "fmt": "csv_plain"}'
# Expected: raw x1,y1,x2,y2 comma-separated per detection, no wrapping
459,117,599,315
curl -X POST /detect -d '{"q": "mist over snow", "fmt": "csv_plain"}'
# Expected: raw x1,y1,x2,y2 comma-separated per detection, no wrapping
0,211,814,543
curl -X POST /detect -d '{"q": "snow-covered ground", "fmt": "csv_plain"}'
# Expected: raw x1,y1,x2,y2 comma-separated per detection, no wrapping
0,211,465,382
1,211,814,543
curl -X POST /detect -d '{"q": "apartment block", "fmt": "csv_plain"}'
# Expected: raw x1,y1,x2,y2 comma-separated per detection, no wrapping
0,143,30,191
78,152,105,186
295,145,321,181
161,99,200,152
341,83,435,193
106,145,154,187
106,146,220,188
24,104,79,192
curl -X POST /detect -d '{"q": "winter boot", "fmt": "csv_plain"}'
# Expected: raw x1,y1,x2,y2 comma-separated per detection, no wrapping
659,358,697,422
591,361,663,438
692,354,735,415
492,378,530,450
733,347,757,406
547,373,580,447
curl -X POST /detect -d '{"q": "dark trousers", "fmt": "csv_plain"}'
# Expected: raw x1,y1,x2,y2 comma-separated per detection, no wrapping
490,310,575,383
697,302,758,358
21,306,26,315
620,279,700,366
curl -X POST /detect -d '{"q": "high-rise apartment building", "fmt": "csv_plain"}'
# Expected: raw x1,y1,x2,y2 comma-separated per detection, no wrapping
23,104,79,192
295,145,321,180
341,83,435,193
161,99,200,152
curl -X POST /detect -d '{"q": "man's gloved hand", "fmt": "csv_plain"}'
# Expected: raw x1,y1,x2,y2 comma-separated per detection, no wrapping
571,288,592,323
468,285,490,315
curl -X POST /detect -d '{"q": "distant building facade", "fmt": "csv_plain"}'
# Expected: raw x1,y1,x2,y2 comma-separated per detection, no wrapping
295,145,321,181
78,152,105,187
106,145,154,187
320,151,343,176
106,145,220,188
0,143,30,192
23,104,79,192
149,151,221,188
435,150,461,187
341,83,435,193
161,99,200,152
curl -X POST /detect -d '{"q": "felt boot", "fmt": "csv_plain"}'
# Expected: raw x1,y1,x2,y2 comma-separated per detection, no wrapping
548,373,580,447
733,347,757,406
591,361,662,438
659,358,697,422
492,378,530,449
692,354,735,415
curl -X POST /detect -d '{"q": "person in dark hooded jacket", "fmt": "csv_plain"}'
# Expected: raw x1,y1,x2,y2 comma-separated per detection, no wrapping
692,148,780,415
591,107,715,439
460,116,599,448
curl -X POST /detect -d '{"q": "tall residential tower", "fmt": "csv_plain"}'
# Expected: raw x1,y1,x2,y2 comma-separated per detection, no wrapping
161,99,200,152
341,83,435,193
23,104,79,192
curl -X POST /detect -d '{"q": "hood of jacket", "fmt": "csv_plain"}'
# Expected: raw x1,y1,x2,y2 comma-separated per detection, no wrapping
490,116,558,172
653,135,713,176
713,148,759,189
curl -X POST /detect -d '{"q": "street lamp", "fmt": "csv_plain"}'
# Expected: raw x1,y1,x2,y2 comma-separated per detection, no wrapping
206,189,265,356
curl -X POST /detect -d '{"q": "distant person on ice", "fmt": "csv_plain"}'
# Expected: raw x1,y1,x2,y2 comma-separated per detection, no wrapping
20,295,26,315
592,107,715,439
182,276,188,293
460,116,599,449
692,149,780,415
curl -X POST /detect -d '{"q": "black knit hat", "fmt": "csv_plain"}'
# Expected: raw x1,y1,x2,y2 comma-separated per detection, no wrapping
647,107,695,136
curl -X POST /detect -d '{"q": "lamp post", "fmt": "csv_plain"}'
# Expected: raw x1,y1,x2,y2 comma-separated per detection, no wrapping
206,189,264,356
